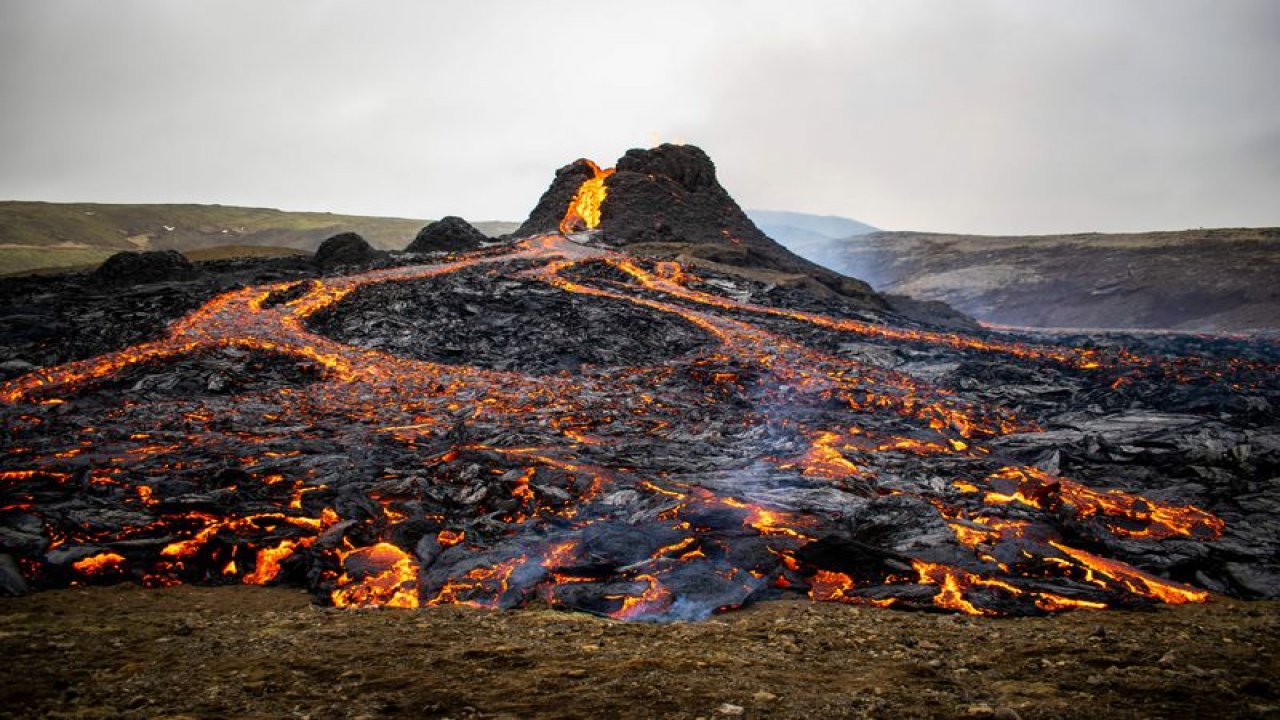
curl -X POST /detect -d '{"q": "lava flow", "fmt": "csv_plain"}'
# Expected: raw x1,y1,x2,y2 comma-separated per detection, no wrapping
1,159,1273,622
558,160,614,234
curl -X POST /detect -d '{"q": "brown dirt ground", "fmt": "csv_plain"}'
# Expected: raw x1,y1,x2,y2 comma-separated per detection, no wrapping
0,586,1277,719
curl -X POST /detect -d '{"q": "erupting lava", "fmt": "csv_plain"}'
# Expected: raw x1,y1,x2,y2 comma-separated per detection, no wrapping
558,160,614,234
1,162,1265,621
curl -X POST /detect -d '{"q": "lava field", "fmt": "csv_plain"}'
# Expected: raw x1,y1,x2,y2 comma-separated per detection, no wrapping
2,146,1278,621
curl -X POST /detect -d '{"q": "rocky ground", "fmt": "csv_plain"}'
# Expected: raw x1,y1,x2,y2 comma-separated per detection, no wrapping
1,586,1277,719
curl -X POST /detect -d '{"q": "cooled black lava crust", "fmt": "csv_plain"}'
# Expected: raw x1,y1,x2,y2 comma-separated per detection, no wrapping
307,265,717,374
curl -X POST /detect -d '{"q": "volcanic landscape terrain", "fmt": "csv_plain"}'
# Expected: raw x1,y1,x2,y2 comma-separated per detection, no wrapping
2,144,1279,717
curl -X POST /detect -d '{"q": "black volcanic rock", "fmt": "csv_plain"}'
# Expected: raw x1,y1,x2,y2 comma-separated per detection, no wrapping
513,159,601,238
0,554,27,596
314,232,380,269
92,250,200,286
309,265,714,374
601,145,885,303
406,216,487,253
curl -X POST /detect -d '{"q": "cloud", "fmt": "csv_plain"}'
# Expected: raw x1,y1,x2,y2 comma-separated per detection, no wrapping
1,0,1277,233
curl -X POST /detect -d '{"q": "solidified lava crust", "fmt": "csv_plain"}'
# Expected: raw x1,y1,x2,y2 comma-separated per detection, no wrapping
308,264,716,374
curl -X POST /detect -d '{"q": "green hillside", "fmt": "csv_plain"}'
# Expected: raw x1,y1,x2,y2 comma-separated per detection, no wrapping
0,201,519,275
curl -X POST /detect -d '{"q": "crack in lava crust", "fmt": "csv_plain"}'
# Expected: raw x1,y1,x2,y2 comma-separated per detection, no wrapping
0,234,1248,619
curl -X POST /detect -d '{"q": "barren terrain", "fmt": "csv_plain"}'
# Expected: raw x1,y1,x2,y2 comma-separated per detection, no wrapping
2,586,1277,719
794,228,1280,332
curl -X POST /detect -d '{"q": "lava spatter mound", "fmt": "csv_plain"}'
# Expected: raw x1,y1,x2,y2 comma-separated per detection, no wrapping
92,250,201,285
308,264,715,373
2,147,1279,619
314,232,384,270
406,216,488,253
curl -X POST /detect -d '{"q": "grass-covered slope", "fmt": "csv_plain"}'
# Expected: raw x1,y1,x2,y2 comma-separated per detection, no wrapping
0,201,518,275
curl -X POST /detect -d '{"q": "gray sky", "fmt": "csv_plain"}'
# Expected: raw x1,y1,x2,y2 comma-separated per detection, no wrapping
2,0,1277,234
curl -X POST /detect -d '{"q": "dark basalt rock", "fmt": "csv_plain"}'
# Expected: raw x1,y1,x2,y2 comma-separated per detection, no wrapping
0,554,28,596
92,250,200,286
314,232,381,269
513,159,601,238
406,216,488,253
308,265,715,374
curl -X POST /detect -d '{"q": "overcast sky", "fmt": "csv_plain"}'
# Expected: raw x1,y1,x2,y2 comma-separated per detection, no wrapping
2,0,1277,234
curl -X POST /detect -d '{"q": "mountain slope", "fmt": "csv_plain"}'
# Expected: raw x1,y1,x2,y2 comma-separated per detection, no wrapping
808,228,1280,332
746,209,877,241
746,209,878,276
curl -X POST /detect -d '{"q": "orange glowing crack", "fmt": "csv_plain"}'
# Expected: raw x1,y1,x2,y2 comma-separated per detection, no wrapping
983,466,1224,540
1049,541,1208,604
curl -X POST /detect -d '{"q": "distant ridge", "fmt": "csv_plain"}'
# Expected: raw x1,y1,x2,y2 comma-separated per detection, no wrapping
809,228,1280,333
747,209,877,240
0,201,518,275
746,209,878,270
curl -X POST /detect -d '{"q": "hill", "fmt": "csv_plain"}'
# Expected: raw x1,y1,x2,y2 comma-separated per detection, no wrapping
797,227,1280,332
746,209,877,272
746,209,877,242
0,201,518,275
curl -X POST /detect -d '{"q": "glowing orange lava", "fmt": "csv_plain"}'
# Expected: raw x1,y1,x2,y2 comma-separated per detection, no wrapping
559,160,615,234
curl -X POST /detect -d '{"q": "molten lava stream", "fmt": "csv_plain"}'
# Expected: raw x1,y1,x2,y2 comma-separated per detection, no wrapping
600,256,1120,370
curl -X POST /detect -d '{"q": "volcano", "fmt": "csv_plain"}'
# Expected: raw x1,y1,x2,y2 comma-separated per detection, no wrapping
1,144,1277,620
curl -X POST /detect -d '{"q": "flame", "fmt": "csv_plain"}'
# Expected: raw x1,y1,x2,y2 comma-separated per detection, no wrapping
436,529,465,547
609,573,671,620
426,556,523,609
789,431,861,479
